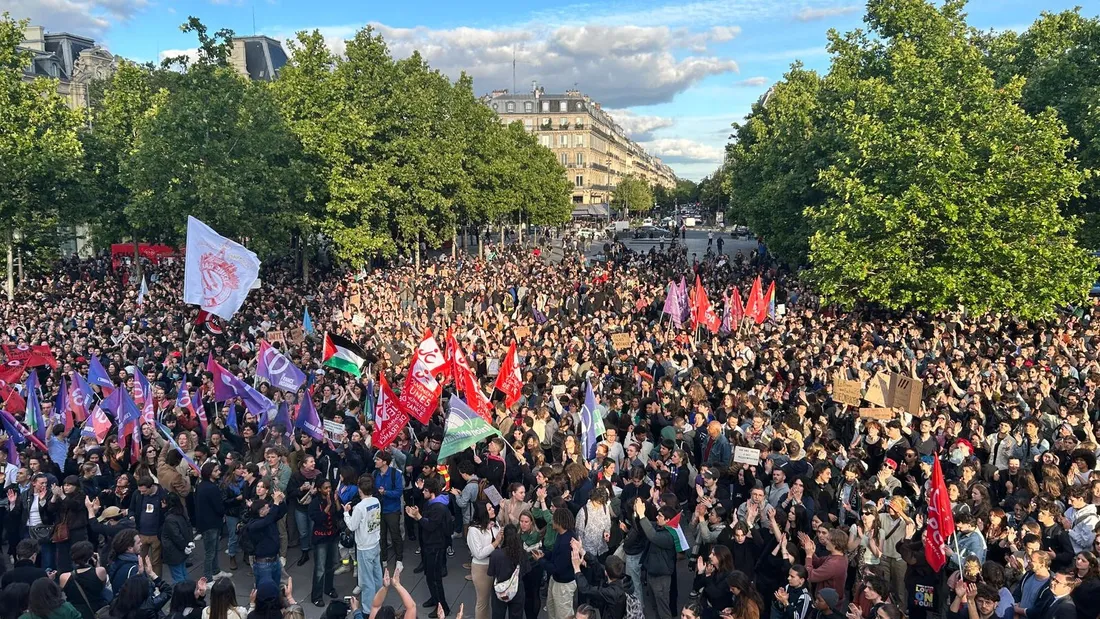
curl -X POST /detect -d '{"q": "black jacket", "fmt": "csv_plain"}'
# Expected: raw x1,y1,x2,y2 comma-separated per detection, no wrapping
160,513,191,566
575,553,631,619
246,501,287,559
418,496,454,551
193,480,226,532
1,559,47,588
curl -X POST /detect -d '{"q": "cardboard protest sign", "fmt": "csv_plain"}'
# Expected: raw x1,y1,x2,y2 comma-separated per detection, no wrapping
289,327,306,345
859,407,894,420
890,373,923,414
266,330,286,345
611,333,633,350
864,372,893,408
513,326,531,340
832,377,862,406
733,446,761,466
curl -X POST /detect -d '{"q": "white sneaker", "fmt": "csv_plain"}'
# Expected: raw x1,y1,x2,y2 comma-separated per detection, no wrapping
335,565,351,575
396,561,404,572
352,586,361,595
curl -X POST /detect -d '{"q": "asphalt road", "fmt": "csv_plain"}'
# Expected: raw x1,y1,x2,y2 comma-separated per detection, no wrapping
188,532,700,618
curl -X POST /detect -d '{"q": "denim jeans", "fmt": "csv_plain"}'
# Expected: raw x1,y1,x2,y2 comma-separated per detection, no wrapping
624,553,643,600
311,539,336,602
168,562,188,583
254,558,281,589
40,541,55,571
293,510,312,552
226,516,240,556
357,546,382,608
202,528,221,580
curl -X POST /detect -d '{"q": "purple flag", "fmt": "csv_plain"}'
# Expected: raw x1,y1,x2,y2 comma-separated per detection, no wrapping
156,422,199,474
70,372,95,422
274,400,293,436
580,379,599,460
294,394,323,441
88,356,114,393
661,281,678,318
226,402,238,431
257,340,306,392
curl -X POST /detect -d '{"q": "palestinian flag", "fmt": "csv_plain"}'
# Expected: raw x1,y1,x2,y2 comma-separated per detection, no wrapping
664,511,689,552
322,333,367,377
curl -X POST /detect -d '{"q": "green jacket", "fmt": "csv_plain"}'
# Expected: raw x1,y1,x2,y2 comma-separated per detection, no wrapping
19,602,83,619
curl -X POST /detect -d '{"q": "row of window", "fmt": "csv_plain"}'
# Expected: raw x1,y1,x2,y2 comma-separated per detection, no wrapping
559,152,586,166
538,134,586,148
492,99,584,114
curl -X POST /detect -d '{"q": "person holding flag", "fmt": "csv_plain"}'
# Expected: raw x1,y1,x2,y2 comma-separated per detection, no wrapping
632,497,682,619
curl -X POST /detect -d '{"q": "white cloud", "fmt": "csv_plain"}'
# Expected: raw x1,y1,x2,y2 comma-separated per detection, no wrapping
795,5,860,22
640,138,725,163
158,48,201,65
4,0,148,38
603,109,676,141
734,76,768,87
528,0,853,30
738,46,829,62
294,22,739,107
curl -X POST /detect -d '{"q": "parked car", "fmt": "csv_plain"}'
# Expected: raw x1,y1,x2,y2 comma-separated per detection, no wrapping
632,226,675,240
575,227,601,240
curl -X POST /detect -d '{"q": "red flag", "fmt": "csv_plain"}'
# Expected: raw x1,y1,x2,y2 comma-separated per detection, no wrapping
373,374,409,450
2,344,57,369
744,276,764,323
194,310,223,335
0,359,25,386
0,384,25,413
923,457,956,572
691,276,721,334
730,286,744,325
493,341,523,409
756,281,775,325
399,350,443,424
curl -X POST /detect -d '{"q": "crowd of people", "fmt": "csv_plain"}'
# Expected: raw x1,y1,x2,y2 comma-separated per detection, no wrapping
0,230,1093,619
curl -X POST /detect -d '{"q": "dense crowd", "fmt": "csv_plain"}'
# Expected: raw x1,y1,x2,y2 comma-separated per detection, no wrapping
0,233,1095,619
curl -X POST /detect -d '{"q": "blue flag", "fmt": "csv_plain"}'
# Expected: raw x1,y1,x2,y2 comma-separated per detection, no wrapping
155,422,199,474
88,356,114,393
580,379,598,460
226,402,238,432
274,400,293,436
294,394,323,441
0,411,25,446
303,308,315,336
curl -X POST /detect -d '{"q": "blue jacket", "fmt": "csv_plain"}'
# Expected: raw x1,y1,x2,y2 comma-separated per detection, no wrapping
704,434,731,469
374,466,403,514
194,480,226,532
949,530,987,569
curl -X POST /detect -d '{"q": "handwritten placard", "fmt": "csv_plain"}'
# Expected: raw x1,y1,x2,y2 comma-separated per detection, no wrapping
288,327,306,345
513,326,531,340
266,330,286,345
733,446,762,466
611,333,634,350
483,484,502,506
864,372,893,408
889,373,922,414
351,314,367,327
833,377,862,406
859,407,894,420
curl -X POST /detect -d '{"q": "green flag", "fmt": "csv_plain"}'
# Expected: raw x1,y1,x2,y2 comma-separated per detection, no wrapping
439,395,502,461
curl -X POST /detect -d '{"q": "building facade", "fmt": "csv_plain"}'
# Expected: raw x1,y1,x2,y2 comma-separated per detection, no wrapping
229,35,288,81
484,85,677,207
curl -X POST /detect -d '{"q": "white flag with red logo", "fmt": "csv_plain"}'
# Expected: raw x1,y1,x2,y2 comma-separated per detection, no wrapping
417,329,446,375
183,216,261,321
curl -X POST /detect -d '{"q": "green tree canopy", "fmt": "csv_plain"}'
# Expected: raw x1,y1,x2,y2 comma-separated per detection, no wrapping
723,0,1095,318
612,174,655,214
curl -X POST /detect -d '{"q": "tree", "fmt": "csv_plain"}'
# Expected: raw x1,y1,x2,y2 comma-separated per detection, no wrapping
122,18,304,255
724,63,827,265
805,0,1093,318
980,10,1100,248
612,174,654,214
0,14,85,294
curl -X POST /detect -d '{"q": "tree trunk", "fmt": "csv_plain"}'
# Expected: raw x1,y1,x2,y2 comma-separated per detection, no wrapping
301,244,310,286
415,233,421,270
500,226,504,246
132,233,142,281
452,227,457,261
6,229,12,302
478,229,484,260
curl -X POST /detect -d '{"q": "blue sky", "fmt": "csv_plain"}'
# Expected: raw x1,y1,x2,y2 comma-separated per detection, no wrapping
12,0,1100,180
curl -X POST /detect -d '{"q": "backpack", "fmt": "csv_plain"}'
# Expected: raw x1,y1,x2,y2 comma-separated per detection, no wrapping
237,519,256,555
624,593,644,619
493,566,520,601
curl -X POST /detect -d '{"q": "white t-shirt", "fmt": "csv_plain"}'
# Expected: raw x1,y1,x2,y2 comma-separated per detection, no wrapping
345,496,381,551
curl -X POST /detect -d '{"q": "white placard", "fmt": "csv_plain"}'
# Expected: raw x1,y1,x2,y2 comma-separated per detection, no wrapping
323,419,346,442
733,446,761,466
